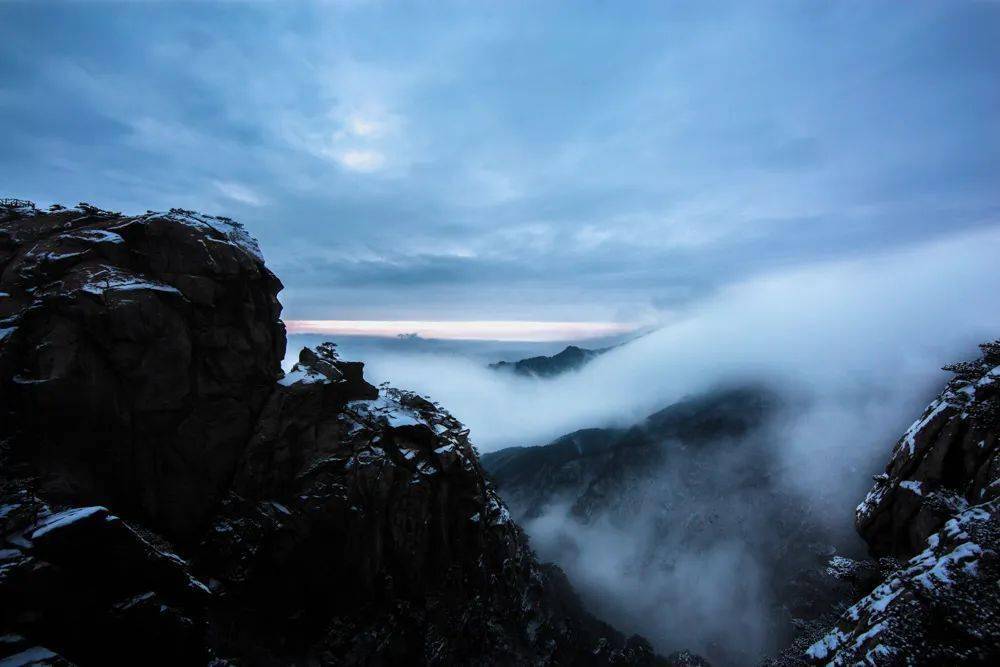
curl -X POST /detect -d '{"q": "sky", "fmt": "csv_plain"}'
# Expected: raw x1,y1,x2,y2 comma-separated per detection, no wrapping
2,0,999,331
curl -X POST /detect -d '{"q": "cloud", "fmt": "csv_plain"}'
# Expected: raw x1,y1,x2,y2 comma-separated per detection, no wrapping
335,225,999,455
296,224,1000,660
335,148,386,172
0,1,998,319
213,180,266,206
346,113,387,138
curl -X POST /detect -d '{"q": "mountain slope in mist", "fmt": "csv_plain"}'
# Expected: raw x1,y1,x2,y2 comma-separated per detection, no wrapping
482,385,777,520
485,344,1000,666
483,385,860,665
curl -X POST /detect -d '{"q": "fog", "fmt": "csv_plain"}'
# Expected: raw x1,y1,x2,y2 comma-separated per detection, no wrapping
284,226,1000,662
293,226,999,458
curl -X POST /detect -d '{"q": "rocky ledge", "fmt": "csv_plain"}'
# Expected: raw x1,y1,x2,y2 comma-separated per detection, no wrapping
0,201,662,666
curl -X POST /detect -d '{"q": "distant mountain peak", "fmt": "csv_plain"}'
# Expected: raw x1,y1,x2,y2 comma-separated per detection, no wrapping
489,343,609,378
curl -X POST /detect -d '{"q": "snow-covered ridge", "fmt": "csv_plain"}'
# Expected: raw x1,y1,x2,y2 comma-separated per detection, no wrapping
1,200,267,267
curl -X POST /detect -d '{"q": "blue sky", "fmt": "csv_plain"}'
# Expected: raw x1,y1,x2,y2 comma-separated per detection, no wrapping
2,1,998,326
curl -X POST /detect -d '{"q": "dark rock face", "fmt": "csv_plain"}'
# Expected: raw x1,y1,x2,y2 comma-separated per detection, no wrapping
489,344,607,378
775,342,1000,666
201,356,651,664
0,202,285,539
0,496,211,665
0,201,661,666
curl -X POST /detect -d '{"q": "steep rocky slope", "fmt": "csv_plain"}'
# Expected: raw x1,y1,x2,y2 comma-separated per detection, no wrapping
796,342,1000,665
0,200,662,666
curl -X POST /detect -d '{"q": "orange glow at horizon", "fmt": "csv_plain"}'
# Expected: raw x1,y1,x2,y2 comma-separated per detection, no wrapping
284,320,638,342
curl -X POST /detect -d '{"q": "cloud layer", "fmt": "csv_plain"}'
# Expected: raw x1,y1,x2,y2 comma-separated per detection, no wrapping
2,1,998,320
319,221,1000,663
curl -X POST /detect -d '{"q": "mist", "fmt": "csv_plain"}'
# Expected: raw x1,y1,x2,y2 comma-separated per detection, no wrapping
284,226,1000,662
299,226,999,456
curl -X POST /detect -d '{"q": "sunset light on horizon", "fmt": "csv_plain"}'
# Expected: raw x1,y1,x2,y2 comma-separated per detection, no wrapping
284,319,640,342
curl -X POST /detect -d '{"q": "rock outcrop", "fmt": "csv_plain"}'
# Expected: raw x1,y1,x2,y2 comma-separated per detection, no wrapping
783,342,1000,665
0,201,661,666
856,341,1000,558
0,201,285,539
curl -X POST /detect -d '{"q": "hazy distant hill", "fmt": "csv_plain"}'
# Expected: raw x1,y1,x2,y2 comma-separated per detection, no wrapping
489,344,610,378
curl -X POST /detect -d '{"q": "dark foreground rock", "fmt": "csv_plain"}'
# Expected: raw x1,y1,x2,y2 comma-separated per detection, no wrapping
0,201,664,666
0,200,285,540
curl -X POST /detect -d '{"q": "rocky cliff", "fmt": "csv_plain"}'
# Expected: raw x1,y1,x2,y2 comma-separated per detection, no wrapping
0,200,661,666
794,342,1000,665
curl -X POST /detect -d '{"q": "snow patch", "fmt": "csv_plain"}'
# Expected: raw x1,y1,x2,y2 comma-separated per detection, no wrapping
30,506,107,540
80,268,181,297
278,367,329,386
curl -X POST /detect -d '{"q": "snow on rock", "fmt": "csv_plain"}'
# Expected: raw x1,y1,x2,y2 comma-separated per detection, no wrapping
136,208,265,263
804,500,1000,665
79,266,182,297
29,506,109,540
0,646,64,666
277,366,329,386
60,228,124,245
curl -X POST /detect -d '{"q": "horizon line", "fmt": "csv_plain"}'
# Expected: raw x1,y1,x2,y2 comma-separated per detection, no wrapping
284,319,639,342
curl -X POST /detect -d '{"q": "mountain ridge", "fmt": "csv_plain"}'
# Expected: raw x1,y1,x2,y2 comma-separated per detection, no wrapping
489,344,610,378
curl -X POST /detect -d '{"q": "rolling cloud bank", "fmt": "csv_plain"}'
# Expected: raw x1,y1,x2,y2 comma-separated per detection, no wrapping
289,226,1000,662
